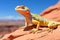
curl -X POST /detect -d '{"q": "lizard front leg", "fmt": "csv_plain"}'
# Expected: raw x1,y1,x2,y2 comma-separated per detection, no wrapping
47,24,54,33
31,22,41,33
23,17,33,29
36,22,41,29
24,19,28,28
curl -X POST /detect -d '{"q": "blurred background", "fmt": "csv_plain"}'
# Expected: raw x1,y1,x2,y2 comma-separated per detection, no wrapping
0,0,59,38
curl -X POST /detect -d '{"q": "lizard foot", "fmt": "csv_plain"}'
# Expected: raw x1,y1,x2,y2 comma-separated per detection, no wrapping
30,28,38,34
47,28,53,33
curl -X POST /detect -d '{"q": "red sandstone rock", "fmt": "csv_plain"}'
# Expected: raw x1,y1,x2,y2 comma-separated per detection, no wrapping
1,1,60,40
40,1,60,22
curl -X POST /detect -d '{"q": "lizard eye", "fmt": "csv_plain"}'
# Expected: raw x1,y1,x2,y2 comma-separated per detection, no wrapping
17,5,25,9
20,6,25,9
21,7,25,9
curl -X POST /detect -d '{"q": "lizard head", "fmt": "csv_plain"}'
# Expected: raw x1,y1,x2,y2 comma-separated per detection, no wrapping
15,5,31,17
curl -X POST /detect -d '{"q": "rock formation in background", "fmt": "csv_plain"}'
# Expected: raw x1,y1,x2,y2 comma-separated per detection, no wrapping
40,1,60,22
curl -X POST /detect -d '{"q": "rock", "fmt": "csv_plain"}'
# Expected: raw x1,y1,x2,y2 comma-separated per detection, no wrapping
1,1,60,40
40,1,60,22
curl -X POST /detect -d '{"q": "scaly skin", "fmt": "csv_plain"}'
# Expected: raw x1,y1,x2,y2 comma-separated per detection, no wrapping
15,5,60,33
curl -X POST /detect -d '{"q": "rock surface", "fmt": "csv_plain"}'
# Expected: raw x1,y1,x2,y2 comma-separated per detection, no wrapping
40,1,60,22
0,20,24,37
1,1,60,40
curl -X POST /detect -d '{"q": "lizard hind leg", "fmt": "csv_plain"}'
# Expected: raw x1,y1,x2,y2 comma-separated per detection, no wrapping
47,28,53,33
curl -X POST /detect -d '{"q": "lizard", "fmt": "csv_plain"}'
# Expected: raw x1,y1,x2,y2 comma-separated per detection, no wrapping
15,5,60,33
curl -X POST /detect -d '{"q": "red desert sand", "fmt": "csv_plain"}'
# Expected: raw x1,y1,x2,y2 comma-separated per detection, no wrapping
1,1,60,40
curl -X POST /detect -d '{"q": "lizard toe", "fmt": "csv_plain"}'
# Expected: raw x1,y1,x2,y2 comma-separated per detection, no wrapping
30,28,38,34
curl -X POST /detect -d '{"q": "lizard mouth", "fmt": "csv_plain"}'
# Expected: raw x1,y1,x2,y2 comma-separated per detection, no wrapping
15,5,29,11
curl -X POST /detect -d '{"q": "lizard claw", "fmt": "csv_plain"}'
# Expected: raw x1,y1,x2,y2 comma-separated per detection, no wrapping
47,28,53,33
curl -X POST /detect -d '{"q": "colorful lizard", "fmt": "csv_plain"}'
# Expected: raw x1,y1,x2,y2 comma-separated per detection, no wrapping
15,5,60,33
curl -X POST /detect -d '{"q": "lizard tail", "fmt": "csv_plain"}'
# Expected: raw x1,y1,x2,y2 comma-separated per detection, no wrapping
56,22,60,25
